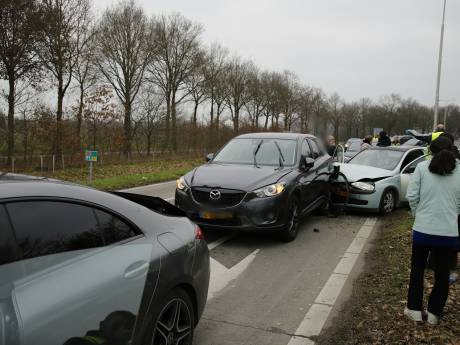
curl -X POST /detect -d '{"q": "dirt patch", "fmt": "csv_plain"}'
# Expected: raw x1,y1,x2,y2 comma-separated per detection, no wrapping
315,210,460,345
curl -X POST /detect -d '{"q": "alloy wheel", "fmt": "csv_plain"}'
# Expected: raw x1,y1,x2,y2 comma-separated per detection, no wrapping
383,192,395,213
152,298,193,345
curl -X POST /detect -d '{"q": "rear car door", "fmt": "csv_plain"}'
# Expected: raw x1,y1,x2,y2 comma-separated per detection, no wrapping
1,200,157,345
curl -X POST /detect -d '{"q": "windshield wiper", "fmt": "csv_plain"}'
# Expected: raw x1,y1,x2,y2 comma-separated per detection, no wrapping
274,141,285,168
253,140,263,168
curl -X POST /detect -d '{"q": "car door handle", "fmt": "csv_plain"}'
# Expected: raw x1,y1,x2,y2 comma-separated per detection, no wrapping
124,261,149,280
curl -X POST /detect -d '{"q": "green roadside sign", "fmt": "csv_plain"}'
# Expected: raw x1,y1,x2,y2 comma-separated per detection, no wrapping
85,150,98,162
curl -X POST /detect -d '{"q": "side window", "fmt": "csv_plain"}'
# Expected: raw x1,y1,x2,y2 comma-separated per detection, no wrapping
0,205,19,265
7,201,104,260
309,140,321,158
94,209,138,245
401,150,424,171
402,155,427,174
301,139,312,158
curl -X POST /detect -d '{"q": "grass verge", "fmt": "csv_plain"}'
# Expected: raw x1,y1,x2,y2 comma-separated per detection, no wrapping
315,210,460,345
29,157,202,190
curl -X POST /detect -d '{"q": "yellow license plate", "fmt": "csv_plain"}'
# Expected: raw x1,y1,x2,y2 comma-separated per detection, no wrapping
200,212,233,220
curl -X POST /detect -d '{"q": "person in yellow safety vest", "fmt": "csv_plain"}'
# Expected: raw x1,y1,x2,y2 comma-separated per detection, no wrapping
406,124,445,144
63,311,136,345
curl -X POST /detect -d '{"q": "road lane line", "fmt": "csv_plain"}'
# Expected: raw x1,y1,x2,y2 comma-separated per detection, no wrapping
207,249,260,301
287,217,378,345
207,233,237,250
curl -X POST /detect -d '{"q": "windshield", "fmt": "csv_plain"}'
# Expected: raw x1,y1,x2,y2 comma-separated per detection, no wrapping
213,138,297,166
349,149,404,170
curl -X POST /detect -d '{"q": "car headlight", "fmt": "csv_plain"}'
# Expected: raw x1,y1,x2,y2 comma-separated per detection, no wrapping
176,176,189,191
351,181,375,192
253,183,286,198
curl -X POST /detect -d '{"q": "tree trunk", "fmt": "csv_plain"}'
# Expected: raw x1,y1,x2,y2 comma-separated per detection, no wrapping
7,77,15,166
56,76,64,157
192,101,199,150
77,83,84,148
233,107,239,133
171,91,177,152
164,93,171,149
208,94,214,150
124,100,132,157
23,110,28,162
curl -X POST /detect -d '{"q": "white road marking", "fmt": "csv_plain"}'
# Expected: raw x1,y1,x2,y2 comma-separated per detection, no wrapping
207,249,259,301
287,217,378,345
207,233,237,250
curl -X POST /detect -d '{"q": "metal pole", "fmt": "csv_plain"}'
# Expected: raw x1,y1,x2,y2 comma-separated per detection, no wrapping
40,155,43,174
52,155,55,173
11,157,14,173
434,0,447,129
89,161,93,185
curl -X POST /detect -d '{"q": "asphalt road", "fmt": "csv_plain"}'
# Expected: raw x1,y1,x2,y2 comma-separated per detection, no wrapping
126,182,376,345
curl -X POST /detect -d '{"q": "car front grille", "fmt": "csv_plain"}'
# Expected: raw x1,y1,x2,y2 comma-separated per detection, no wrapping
191,187,246,208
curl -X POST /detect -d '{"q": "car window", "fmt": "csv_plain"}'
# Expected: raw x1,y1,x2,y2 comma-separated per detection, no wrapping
0,205,19,265
349,149,405,170
213,138,297,166
400,150,424,171
301,139,312,157
94,209,138,244
7,201,104,260
402,155,428,174
346,140,362,152
308,139,321,158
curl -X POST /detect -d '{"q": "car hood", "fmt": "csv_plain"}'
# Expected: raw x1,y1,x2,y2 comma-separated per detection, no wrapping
187,163,292,191
336,163,394,182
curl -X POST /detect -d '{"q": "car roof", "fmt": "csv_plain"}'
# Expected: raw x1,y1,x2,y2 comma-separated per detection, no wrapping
367,146,421,152
235,132,315,140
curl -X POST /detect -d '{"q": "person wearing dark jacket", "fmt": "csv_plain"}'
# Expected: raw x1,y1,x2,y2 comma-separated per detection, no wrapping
406,124,445,144
377,131,391,147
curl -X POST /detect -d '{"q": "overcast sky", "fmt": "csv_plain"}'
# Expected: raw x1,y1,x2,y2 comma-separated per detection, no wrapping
98,1,458,105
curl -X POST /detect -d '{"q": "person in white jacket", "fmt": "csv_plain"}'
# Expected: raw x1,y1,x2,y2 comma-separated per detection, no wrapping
405,136,460,325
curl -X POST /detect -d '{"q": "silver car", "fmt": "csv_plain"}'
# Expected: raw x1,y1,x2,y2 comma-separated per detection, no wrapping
0,174,209,345
332,146,427,214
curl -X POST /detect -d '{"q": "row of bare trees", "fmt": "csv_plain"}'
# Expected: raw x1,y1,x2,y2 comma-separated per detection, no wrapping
1,0,459,168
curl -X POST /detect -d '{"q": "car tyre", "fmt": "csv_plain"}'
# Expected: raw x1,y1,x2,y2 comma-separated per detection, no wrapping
279,196,300,242
379,189,396,215
150,288,195,345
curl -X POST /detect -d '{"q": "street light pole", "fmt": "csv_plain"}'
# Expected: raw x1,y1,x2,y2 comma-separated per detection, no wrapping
433,0,447,129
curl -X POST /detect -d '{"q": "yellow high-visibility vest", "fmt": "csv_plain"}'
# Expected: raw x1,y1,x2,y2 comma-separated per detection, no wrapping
431,131,444,142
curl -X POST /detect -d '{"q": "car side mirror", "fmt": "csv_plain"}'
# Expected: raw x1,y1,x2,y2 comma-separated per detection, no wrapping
300,156,315,171
206,153,214,162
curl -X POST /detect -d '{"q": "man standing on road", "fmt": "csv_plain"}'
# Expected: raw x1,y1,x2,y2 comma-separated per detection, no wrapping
325,135,337,156
406,124,445,144
377,131,391,147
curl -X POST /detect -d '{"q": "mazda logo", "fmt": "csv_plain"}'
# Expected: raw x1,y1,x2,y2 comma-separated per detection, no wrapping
209,190,221,200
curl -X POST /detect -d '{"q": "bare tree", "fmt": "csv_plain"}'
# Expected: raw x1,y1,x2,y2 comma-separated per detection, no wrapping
36,0,90,158
186,50,207,127
203,43,228,144
225,57,251,133
137,87,164,155
95,0,154,156
149,13,203,151
244,67,267,129
0,0,40,164
73,10,97,148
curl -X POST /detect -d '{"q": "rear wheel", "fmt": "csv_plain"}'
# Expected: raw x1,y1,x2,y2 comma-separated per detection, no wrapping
279,196,300,242
150,288,195,345
379,190,396,215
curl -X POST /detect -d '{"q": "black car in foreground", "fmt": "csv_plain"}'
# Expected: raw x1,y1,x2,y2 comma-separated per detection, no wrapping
175,132,332,241
0,174,209,345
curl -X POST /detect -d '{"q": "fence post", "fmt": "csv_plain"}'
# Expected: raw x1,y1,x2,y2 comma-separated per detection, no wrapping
11,157,14,173
52,155,55,173
40,155,44,174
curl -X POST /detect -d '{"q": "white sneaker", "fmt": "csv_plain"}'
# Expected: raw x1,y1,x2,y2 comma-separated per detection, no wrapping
427,311,439,325
404,307,423,322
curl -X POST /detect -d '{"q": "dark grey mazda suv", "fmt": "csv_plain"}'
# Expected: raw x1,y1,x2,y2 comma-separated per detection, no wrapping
0,174,209,345
175,132,332,241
